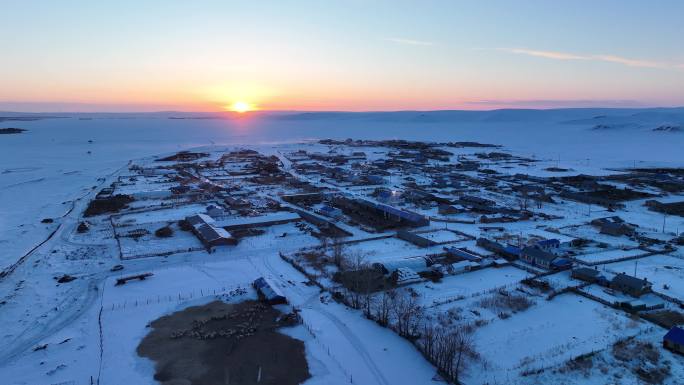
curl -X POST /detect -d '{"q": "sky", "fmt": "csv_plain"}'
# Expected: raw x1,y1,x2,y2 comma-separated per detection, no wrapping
1,0,684,112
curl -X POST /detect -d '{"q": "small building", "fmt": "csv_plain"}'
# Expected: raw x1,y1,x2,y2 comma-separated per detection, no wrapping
253,277,287,305
571,267,601,283
206,204,226,217
663,326,684,355
610,273,652,297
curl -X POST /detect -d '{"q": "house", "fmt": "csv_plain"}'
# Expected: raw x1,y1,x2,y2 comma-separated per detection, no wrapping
592,216,635,237
253,277,287,304
610,273,652,297
571,267,602,283
185,214,237,251
600,222,635,237
521,247,558,269
663,326,684,355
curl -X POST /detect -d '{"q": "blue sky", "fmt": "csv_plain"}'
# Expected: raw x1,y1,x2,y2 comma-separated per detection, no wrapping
1,0,683,111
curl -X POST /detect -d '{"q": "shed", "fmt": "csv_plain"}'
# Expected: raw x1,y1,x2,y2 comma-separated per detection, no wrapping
253,277,287,305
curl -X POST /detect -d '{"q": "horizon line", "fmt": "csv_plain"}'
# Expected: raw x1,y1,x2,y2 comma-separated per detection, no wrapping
3,105,684,115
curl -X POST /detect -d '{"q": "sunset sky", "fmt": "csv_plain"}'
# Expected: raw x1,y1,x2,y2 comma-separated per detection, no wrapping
2,0,684,112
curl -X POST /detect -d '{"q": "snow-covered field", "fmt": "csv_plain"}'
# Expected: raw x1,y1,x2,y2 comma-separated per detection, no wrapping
472,294,648,383
2,108,684,385
603,254,684,299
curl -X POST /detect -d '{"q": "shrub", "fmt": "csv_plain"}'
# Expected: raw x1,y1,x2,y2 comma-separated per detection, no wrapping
178,219,193,231
155,226,173,238
84,194,134,216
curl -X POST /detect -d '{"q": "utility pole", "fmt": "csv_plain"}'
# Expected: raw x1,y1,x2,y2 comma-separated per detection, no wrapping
634,260,638,277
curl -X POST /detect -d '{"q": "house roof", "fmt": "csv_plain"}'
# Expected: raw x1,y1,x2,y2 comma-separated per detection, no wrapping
196,223,232,242
572,267,600,278
664,326,684,345
522,246,557,262
253,277,285,301
612,273,650,290
537,239,560,247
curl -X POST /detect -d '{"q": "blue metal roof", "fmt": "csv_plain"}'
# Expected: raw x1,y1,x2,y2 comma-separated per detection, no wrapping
503,245,522,256
664,326,684,345
537,239,560,247
551,258,572,268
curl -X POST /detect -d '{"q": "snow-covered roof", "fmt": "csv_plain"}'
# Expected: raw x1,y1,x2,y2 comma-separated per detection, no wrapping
214,212,300,228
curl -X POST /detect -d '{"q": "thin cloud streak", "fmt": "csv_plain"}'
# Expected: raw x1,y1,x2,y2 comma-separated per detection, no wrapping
384,37,435,46
499,48,682,70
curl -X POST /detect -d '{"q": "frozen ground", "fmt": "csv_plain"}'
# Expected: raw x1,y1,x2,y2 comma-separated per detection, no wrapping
2,108,684,385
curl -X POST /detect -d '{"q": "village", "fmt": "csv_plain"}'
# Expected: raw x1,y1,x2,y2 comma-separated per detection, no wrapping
4,138,684,385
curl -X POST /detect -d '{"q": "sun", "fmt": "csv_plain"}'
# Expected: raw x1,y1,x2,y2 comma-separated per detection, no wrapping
230,101,254,113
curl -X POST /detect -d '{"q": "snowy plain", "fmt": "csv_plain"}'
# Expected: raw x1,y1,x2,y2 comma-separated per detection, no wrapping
2,108,684,385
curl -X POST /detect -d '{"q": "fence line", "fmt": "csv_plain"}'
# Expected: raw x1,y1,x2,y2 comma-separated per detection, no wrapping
301,320,355,383
105,284,248,311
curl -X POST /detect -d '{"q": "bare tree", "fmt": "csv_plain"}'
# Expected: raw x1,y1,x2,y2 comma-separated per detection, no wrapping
374,289,395,326
332,236,345,267
391,289,424,338
452,327,477,383
420,322,478,383
341,250,372,310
